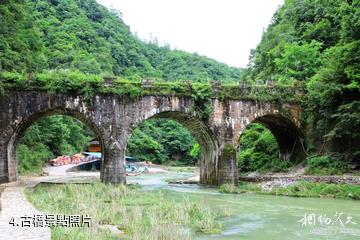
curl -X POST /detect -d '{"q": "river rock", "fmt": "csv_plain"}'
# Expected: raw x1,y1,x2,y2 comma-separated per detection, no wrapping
98,225,124,236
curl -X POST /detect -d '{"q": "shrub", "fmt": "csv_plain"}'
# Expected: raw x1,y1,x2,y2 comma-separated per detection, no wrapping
305,154,350,175
17,143,54,175
219,184,238,193
237,123,293,173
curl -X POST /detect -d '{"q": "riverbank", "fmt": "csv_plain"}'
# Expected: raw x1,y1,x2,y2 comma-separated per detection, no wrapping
220,181,360,200
3,169,360,239
168,168,360,200
239,165,360,184
164,166,198,173
25,182,228,240
239,175,360,185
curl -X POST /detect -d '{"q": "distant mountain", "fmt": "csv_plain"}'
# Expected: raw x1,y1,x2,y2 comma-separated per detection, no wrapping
0,0,242,82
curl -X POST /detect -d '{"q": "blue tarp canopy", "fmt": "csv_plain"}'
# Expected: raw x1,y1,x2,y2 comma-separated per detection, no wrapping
83,152,136,161
83,152,102,158
125,156,137,161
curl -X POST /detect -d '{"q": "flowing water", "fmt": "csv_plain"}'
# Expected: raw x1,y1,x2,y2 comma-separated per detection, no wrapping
128,172,360,240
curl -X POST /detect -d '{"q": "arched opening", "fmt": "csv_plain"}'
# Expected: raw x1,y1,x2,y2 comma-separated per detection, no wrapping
7,109,105,180
127,119,200,166
237,114,305,174
126,111,219,185
254,115,305,162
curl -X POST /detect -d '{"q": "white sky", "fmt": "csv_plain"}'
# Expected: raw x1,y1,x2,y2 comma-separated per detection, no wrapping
96,0,284,68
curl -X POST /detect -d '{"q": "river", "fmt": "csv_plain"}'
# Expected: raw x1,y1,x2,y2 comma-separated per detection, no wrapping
127,172,360,240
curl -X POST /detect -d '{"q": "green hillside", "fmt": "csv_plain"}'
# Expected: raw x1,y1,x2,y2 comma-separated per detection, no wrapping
241,0,359,165
0,0,242,174
0,0,242,82
1,0,358,174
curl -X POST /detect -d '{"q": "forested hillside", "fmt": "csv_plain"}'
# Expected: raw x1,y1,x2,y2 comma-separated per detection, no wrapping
241,0,359,167
0,0,242,82
1,0,237,173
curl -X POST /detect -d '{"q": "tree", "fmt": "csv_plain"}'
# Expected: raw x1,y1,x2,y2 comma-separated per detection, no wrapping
237,123,290,173
126,119,199,165
18,115,94,174
243,0,360,163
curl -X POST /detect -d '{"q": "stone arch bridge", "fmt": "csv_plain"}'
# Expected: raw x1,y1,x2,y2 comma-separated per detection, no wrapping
0,84,305,185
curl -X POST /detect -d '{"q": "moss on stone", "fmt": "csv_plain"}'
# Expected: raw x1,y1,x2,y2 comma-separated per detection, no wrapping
0,71,304,103
224,144,236,158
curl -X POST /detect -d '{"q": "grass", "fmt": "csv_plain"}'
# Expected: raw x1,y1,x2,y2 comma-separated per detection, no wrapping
1,70,303,103
219,181,360,200
19,168,46,177
25,182,227,240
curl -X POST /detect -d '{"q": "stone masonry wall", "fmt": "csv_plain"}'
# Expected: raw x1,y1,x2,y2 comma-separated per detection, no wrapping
0,90,303,185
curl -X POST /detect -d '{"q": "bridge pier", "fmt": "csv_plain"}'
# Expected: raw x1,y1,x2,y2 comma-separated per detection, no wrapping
199,150,218,186
0,130,20,183
0,151,8,183
217,143,238,185
100,141,126,184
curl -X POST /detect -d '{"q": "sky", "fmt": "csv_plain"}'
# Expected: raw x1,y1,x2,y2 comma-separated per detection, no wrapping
96,0,284,68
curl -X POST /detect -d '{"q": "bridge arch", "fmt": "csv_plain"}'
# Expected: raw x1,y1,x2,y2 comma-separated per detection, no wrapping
238,114,306,162
5,108,106,182
126,110,219,185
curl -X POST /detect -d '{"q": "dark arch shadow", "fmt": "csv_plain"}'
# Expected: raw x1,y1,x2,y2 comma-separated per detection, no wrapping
127,111,219,185
6,108,105,181
247,114,306,162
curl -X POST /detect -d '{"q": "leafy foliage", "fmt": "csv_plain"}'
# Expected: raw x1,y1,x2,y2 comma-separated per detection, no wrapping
305,154,350,175
0,0,47,73
243,0,360,163
0,0,242,82
18,115,93,174
237,123,293,173
126,119,200,165
17,143,53,175
1,70,302,104
189,84,213,120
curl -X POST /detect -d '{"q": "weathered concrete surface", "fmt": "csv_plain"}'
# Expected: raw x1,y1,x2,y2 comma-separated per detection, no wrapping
0,90,304,186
